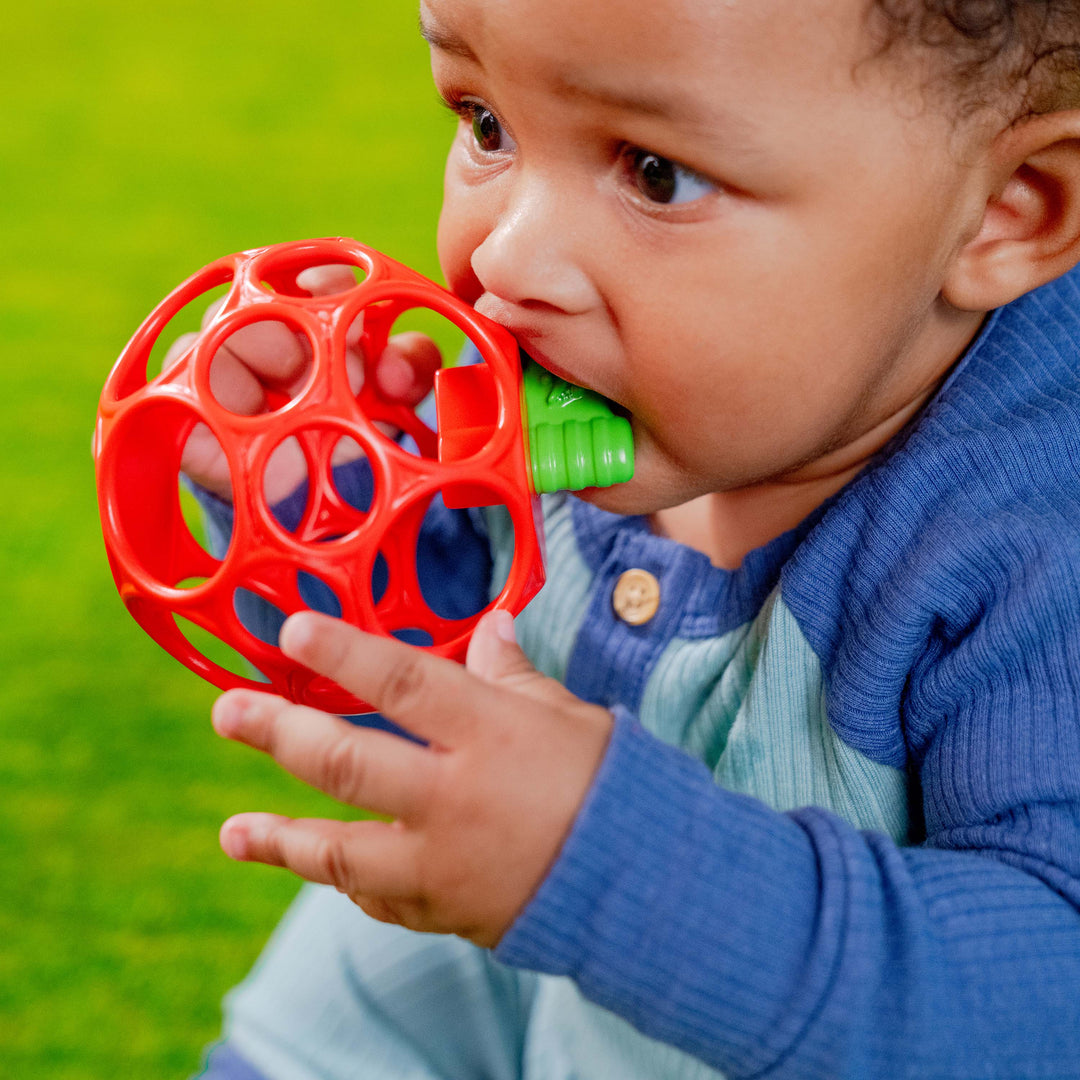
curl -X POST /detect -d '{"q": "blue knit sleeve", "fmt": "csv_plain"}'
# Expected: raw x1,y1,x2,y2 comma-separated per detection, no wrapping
496,702,1080,1079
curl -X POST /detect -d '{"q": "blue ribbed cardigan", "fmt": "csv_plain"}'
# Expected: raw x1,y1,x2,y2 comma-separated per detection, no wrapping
198,266,1080,1080
492,269,1080,1078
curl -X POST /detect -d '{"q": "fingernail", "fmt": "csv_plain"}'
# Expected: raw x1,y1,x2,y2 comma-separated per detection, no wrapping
490,609,517,645
280,612,314,655
220,820,249,860
212,693,248,737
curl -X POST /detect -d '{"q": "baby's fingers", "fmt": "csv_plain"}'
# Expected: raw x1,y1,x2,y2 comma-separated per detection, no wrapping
376,331,443,404
212,689,436,819
220,813,420,898
295,264,360,297
219,319,309,385
180,421,234,500
278,612,485,745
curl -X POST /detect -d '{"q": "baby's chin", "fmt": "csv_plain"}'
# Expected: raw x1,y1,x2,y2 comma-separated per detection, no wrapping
571,473,691,518
564,430,718,516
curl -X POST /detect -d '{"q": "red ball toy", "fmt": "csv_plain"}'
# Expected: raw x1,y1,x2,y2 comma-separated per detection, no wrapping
94,238,548,715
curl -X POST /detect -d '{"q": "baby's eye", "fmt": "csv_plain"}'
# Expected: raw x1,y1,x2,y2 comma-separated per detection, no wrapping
629,150,716,205
468,104,515,153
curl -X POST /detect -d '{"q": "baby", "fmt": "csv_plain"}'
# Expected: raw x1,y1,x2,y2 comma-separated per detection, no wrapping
191,0,1080,1077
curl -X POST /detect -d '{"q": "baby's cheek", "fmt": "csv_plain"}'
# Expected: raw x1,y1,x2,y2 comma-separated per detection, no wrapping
437,176,487,304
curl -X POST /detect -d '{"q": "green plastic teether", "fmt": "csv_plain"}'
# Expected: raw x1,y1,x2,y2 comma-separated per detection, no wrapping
521,357,634,494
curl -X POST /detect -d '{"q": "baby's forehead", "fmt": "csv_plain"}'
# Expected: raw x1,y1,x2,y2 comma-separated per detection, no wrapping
425,0,882,109
446,0,871,42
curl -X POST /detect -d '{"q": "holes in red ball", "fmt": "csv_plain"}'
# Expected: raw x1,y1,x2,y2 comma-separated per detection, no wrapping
231,574,342,653
330,437,373,513
259,259,368,299
180,422,235,519
297,570,344,618
206,315,316,417
144,281,233,394
175,576,210,592
417,486,514,623
262,428,375,542
364,485,514,648
385,304,467,377
263,435,310,518
371,552,390,606
233,588,290,647
174,615,269,683
103,400,233,591
354,304,469,461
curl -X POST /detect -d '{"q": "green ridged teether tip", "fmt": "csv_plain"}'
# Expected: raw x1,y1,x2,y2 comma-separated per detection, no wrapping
521,356,635,495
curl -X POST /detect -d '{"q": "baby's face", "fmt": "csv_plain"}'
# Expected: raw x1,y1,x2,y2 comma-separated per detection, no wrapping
426,0,989,514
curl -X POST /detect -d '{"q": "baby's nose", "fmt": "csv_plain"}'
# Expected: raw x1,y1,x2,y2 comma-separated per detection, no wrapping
469,179,601,315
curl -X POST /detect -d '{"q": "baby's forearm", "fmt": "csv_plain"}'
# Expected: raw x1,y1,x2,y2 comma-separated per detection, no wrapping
497,712,1080,1080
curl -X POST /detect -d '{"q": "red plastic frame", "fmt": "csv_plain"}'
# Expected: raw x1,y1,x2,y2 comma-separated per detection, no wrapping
94,238,546,714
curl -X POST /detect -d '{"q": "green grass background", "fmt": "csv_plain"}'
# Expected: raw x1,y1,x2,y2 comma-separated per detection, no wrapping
0,3,453,1075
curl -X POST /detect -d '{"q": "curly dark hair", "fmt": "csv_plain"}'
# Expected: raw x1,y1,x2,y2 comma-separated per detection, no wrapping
872,0,1080,116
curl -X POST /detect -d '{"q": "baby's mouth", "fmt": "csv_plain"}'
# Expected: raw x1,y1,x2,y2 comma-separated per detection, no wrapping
519,348,631,421
518,346,573,386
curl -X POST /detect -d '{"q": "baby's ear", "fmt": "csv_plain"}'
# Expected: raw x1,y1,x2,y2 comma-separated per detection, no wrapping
943,111,1080,311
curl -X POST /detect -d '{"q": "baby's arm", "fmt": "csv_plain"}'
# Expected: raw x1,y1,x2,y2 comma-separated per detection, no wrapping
215,594,1080,1080
490,589,1080,1080
493,715,1080,1079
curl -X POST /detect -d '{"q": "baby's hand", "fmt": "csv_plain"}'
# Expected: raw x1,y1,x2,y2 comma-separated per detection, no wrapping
211,610,614,947
169,264,442,503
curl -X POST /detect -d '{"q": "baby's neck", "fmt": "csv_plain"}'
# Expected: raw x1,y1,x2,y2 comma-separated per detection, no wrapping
650,472,857,570
651,376,945,569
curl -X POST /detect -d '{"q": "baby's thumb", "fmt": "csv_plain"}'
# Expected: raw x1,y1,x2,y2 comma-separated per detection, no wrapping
466,609,539,687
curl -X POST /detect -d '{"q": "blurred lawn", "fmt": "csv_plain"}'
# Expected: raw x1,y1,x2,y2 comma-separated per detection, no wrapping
0,3,452,1076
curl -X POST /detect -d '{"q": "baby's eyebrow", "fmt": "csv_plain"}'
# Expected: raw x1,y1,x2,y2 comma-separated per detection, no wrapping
553,74,691,120
419,14,478,62
553,71,759,148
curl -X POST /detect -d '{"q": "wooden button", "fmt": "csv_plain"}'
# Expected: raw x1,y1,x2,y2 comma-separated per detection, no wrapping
612,568,661,626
